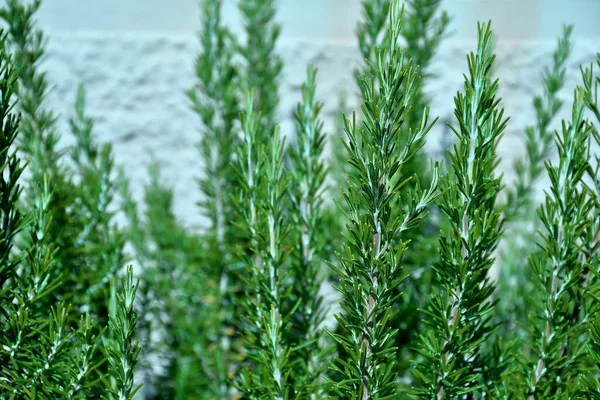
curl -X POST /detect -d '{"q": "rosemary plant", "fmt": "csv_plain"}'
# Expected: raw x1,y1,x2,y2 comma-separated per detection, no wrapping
238,0,282,134
497,26,574,339
391,0,450,380
576,52,600,399
520,49,600,398
0,0,74,297
0,43,140,394
412,21,508,398
522,88,591,399
234,93,293,398
3,0,600,397
0,0,61,182
2,0,126,347
0,33,24,302
328,3,440,398
119,160,207,399
1,1,141,397
288,65,330,398
104,266,143,400
187,0,241,397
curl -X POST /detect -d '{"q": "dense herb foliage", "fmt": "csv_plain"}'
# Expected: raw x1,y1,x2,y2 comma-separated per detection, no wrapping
287,65,331,398
0,0,599,398
0,1,140,398
328,4,441,398
412,22,507,398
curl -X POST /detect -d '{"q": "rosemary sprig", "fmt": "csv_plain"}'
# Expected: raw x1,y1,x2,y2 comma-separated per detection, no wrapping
288,65,330,398
187,0,240,397
104,266,142,400
577,51,600,399
234,93,294,399
0,32,24,292
412,21,508,399
505,25,574,222
238,0,282,135
328,2,440,398
524,87,592,399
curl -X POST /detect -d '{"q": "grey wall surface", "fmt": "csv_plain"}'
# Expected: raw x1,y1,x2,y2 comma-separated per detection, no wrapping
26,0,600,230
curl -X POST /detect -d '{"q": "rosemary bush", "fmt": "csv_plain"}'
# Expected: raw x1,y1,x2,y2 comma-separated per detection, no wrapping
1,0,599,399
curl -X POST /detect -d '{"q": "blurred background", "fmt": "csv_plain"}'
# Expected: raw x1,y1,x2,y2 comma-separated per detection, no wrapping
36,0,600,40
26,0,600,228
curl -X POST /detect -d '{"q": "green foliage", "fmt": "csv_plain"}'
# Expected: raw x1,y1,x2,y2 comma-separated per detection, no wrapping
239,0,282,133
0,0,61,178
390,0,450,381
185,0,241,397
104,267,143,400
119,160,207,399
577,52,600,399
0,33,24,297
411,21,508,398
0,0,73,295
1,0,126,346
0,53,138,395
2,0,600,398
0,1,140,398
233,93,294,398
287,65,331,398
327,3,441,398
523,89,591,399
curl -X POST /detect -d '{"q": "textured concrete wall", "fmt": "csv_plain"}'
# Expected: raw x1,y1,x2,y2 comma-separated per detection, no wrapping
29,0,600,230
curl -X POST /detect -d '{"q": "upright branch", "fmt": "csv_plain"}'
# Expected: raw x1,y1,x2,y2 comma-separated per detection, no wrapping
187,0,240,396
356,0,391,78
495,27,574,345
0,0,62,191
524,88,592,398
2,176,72,397
328,3,440,398
103,266,142,400
238,0,282,136
505,25,573,222
0,33,24,291
401,0,450,129
577,52,600,398
0,34,30,392
288,65,330,398
0,0,76,316
412,21,508,399
235,94,293,399
388,0,449,380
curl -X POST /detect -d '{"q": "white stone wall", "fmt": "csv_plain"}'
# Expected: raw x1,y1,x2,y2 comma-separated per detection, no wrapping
28,0,600,229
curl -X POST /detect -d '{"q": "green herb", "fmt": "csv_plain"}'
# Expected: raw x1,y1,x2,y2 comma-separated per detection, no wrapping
234,93,294,398
327,3,440,397
523,86,592,399
412,21,507,398
288,65,331,398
